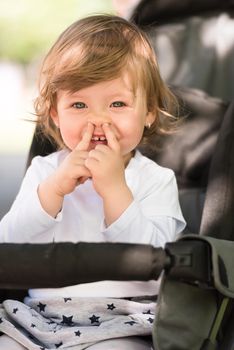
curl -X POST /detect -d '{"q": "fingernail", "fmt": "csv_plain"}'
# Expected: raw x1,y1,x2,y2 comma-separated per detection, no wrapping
103,123,110,127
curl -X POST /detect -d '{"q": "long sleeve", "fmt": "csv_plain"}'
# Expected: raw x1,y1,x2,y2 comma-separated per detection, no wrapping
102,201,179,247
101,159,185,247
0,154,63,243
0,150,186,248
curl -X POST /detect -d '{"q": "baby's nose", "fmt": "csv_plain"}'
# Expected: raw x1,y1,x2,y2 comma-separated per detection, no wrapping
88,112,110,127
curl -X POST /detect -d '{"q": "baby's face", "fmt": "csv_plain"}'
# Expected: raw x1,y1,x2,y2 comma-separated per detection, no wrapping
50,72,155,160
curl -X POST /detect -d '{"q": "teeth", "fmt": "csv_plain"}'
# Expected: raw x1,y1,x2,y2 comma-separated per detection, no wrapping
92,136,106,141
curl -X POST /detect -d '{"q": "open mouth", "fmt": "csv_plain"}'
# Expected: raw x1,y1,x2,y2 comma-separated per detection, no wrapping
91,135,108,145
91,136,107,141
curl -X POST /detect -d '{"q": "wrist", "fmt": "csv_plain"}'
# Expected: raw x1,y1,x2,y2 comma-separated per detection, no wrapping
102,183,130,199
102,184,133,226
38,175,64,218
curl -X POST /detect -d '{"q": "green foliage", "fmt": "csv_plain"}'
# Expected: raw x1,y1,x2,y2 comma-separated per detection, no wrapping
0,0,114,63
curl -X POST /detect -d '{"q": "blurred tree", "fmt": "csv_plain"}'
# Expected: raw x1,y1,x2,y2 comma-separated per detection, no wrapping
0,0,114,63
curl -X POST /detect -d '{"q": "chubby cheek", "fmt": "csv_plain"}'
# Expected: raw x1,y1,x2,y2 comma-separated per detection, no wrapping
59,123,83,150
117,118,145,154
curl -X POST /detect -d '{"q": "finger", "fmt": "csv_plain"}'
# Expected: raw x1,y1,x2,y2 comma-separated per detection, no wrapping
68,150,89,168
74,155,90,166
72,150,89,159
102,123,120,152
75,123,94,151
75,164,92,179
88,147,107,160
77,176,91,185
85,156,99,170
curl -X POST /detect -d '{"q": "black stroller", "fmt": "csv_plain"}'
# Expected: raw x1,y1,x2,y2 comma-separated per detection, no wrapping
1,0,234,347
0,84,234,350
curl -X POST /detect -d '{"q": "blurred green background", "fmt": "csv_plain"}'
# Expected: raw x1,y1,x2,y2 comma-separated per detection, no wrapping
0,0,114,63
0,0,114,154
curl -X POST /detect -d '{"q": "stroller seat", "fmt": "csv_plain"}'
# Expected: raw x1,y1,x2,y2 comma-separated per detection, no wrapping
1,84,234,349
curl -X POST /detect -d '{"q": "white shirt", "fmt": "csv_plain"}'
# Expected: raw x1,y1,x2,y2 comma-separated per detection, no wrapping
0,150,186,297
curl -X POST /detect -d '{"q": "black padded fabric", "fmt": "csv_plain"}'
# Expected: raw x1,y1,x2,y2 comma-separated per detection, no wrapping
179,188,205,234
131,0,234,25
140,86,227,189
200,100,234,240
140,86,228,234
26,128,57,169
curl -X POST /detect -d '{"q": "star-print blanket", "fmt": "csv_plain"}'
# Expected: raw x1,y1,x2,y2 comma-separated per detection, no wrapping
0,297,156,349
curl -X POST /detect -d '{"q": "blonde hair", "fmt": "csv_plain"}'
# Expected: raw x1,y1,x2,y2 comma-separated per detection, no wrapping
34,14,178,149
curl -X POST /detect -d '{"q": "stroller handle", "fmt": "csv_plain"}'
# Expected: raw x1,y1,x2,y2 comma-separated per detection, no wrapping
0,240,211,290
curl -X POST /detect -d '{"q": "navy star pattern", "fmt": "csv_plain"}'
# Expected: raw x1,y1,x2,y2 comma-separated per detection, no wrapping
64,298,72,303
147,317,154,324
0,297,155,347
75,330,82,337
89,315,100,324
61,315,74,326
143,310,153,315
55,341,63,348
124,320,137,326
107,303,116,310
37,302,46,312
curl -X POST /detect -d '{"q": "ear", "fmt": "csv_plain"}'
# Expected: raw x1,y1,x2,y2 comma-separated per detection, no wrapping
145,111,156,127
50,107,59,128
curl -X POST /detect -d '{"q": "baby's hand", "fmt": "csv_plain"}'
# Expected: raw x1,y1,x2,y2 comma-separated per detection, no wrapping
85,123,126,198
52,123,94,196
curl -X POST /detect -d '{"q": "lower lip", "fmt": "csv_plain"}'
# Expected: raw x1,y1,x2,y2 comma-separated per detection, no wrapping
91,140,108,146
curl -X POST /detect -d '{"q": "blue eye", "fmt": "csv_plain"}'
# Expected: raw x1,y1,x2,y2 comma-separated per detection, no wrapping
111,101,126,107
72,102,87,109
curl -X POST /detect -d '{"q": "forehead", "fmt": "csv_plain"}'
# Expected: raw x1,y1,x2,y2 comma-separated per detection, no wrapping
57,71,140,99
